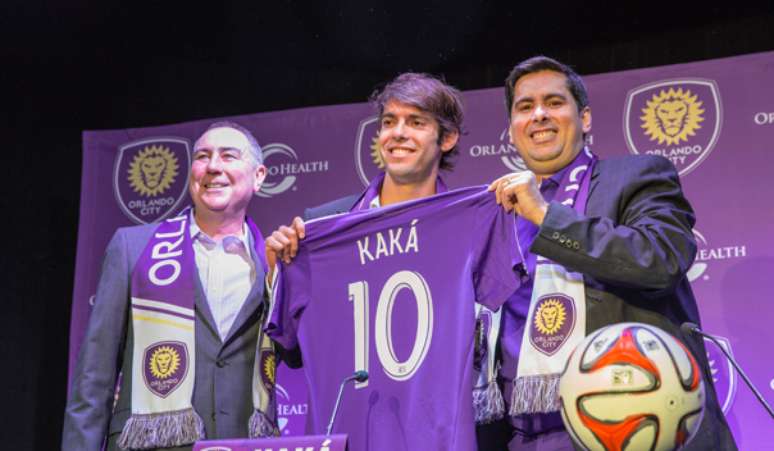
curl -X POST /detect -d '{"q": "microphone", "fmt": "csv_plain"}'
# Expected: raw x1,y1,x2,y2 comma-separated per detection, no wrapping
326,370,369,435
681,322,774,419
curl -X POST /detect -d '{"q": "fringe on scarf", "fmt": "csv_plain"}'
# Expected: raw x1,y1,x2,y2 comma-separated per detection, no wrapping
473,381,505,424
509,374,561,415
118,408,204,450
249,409,280,438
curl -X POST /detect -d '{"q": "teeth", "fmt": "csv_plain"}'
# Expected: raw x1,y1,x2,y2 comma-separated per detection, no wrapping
532,130,555,140
205,183,227,188
390,148,412,156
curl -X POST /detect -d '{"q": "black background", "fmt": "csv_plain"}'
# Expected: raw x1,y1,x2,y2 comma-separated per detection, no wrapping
1,2,772,449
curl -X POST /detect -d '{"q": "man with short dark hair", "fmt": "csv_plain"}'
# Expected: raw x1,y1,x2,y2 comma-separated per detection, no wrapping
265,73,515,449
487,55,737,450
265,72,463,268
63,122,278,450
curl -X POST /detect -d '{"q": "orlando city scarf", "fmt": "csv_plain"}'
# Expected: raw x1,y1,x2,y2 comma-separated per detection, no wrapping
511,148,596,415
118,209,277,449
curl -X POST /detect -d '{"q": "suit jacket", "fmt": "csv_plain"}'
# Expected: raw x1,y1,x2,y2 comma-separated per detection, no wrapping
62,221,268,451
503,154,736,450
302,194,361,220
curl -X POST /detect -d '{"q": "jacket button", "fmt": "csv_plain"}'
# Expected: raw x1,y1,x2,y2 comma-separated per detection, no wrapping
573,241,580,250
216,359,226,368
552,231,560,240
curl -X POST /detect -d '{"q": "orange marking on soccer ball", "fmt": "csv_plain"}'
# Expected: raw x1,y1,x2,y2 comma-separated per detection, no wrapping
578,411,656,451
588,328,660,381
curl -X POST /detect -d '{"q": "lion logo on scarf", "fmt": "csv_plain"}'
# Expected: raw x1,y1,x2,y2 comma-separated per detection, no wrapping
149,345,181,379
534,298,567,335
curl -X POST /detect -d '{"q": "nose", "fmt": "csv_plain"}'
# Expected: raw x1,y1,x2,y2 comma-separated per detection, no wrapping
391,121,407,140
206,153,223,172
532,104,548,122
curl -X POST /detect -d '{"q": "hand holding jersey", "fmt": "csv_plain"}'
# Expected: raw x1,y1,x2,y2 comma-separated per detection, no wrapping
488,170,548,226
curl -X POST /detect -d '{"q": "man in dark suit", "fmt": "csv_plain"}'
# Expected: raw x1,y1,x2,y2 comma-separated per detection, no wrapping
486,56,737,450
63,122,277,450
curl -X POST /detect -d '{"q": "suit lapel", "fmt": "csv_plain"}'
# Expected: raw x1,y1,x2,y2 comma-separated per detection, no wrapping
222,235,267,345
193,269,220,339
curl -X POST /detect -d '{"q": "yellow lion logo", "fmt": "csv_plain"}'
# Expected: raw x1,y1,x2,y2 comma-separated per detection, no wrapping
370,135,385,169
128,145,179,196
640,87,704,146
262,353,276,385
534,299,567,335
149,345,181,379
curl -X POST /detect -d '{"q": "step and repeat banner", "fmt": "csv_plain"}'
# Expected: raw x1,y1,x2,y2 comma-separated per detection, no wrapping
70,51,774,447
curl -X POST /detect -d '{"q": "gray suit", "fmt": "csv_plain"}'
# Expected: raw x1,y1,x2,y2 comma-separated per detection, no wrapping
63,222,268,451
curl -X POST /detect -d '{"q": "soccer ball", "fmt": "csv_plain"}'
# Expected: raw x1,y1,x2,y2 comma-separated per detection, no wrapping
559,322,705,451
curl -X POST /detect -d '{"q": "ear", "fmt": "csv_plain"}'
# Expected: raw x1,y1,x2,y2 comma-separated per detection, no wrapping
440,130,459,153
580,106,592,134
253,164,267,193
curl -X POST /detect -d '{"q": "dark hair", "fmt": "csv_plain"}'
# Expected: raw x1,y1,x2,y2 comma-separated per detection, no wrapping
200,120,263,165
370,73,464,171
504,56,589,119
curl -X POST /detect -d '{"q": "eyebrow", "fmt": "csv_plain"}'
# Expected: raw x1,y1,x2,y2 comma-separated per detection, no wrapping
193,146,243,153
515,92,567,104
381,112,432,121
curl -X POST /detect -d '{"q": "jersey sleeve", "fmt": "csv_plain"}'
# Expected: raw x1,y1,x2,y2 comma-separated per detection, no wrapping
471,191,523,311
266,249,311,351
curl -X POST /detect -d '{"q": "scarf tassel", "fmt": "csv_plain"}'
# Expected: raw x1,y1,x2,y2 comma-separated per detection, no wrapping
249,409,279,438
509,374,561,416
117,408,204,450
473,381,506,424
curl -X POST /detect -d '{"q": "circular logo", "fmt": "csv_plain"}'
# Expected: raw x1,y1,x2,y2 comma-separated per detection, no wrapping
128,145,180,197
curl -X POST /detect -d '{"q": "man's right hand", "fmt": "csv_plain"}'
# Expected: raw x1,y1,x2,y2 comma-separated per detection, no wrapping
265,216,306,283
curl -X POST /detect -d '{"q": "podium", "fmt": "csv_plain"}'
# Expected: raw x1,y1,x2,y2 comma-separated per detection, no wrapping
193,434,348,451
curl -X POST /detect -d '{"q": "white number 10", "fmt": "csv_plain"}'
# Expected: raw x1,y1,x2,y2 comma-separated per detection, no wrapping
348,270,434,388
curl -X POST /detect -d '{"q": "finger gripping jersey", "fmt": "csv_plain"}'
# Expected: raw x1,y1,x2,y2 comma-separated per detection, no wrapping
268,186,522,451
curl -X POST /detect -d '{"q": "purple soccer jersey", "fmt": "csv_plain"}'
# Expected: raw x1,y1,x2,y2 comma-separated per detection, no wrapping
269,186,522,451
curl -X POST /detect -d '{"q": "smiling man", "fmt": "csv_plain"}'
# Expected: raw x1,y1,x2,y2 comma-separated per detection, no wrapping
265,73,463,269
486,56,737,450
265,73,517,449
63,122,278,450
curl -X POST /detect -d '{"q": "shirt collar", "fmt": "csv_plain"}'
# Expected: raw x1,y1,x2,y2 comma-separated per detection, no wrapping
189,209,252,251
540,149,586,190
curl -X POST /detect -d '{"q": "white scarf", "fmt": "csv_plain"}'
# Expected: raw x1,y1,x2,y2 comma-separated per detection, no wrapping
511,148,596,415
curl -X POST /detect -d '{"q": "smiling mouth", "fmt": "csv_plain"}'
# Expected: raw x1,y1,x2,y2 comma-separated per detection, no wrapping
387,147,415,157
204,182,229,189
530,129,557,142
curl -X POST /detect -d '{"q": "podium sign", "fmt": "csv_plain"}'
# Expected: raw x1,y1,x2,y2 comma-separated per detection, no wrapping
194,434,348,451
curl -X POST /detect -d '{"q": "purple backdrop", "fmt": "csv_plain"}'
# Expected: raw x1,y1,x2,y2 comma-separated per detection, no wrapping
71,51,774,447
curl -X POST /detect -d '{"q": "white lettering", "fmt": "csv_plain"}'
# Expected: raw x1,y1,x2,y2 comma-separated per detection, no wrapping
155,216,186,238
469,143,517,158
151,235,184,259
754,112,774,125
696,245,747,261
357,236,374,265
267,160,330,176
149,260,181,286
388,228,404,254
355,220,420,265
128,197,175,209
277,403,309,415
405,219,419,253
374,232,388,260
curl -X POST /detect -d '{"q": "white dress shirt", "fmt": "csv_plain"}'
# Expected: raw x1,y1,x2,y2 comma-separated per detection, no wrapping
190,213,256,341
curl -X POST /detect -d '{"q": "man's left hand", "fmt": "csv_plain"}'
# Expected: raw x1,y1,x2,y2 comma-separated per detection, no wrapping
488,171,548,226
